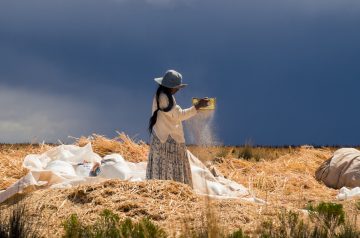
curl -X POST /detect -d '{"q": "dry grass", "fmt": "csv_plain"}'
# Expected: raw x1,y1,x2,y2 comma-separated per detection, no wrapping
187,145,294,162
0,180,263,237
213,147,338,209
0,134,359,237
77,132,149,162
0,144,53,190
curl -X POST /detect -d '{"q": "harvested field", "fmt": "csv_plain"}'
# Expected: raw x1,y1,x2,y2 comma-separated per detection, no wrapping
0,136,359,237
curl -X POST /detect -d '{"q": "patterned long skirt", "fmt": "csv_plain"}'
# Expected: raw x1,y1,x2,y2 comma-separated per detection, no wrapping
146,134,193,188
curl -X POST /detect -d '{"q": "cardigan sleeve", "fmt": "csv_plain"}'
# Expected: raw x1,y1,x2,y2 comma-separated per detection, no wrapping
171,105,197,121
159,94,197,121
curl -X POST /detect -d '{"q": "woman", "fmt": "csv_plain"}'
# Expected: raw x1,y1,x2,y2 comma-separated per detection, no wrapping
146,70,209,187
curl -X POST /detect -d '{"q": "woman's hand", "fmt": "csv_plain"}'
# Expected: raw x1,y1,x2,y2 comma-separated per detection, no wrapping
194,98,210,110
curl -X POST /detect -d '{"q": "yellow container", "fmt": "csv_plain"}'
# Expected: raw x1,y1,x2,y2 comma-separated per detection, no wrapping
192,97,216,110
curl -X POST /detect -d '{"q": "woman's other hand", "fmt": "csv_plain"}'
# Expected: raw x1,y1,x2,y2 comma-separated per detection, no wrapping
195,98,210,110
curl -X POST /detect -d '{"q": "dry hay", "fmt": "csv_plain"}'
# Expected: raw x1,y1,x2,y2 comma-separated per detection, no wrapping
77,132,149,162
214,147,338,209
187,145,294,163
0,179,263,237
1,179,358,237
1,136,359,236
0,144,53,190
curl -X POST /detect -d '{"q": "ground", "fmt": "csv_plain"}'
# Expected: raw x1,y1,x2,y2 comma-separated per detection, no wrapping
0,135,359,237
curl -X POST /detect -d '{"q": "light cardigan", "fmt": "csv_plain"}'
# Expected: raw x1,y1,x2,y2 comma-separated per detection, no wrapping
152,93,197,143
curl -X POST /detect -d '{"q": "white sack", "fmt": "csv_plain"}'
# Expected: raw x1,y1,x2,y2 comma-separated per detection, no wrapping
337,187,360,200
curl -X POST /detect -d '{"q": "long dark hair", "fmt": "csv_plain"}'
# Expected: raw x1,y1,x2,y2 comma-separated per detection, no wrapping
148,85,174,134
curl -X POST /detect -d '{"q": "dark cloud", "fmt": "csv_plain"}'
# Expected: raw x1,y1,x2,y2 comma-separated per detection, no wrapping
0,0,360,144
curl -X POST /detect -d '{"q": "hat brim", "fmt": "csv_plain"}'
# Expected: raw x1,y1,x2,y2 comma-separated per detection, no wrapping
154,77,163,85
154,77,187,89
176,84,187,89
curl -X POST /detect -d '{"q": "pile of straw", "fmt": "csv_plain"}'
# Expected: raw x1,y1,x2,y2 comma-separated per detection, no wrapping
0,179,263,237
0,144,53,190
77,132,149,163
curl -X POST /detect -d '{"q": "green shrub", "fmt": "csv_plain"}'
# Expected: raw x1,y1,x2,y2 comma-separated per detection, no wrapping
62,214,88,238
184,228,248,238
62,209,166,238
226,229,249,238
307,202,345,229
128,217,167,238
259,203,359,238
259,210,311,238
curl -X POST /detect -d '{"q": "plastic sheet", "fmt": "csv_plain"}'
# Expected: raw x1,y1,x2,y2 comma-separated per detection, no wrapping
337,187,360,200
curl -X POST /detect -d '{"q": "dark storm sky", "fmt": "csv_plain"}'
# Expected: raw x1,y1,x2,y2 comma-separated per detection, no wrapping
0,0,359,145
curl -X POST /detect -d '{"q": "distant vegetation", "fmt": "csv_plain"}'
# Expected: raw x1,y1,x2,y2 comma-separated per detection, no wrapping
188,145,295,162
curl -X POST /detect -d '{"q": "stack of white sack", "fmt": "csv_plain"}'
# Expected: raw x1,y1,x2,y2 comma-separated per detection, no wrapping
0,143,263,204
